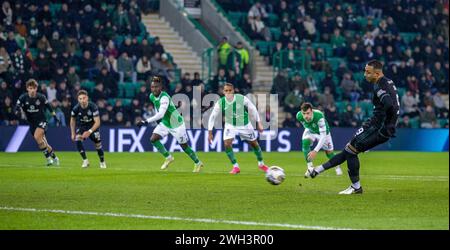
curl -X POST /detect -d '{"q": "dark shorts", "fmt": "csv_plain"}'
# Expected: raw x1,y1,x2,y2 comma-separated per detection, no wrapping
29,121,48,136
347,125,390,154
76,127,102,143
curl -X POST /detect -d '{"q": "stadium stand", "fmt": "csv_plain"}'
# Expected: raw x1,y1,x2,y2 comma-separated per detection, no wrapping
0,0,448,129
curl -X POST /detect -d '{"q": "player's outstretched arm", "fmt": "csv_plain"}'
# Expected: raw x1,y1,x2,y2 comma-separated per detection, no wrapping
138,96,169,127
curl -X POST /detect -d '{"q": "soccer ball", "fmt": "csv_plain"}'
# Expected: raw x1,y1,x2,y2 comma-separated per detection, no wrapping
265,166,285,185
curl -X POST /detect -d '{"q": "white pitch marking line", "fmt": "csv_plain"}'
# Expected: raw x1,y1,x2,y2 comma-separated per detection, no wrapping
0,206,361,230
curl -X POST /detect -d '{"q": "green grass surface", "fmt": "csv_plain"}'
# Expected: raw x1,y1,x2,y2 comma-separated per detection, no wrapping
0,152,448,230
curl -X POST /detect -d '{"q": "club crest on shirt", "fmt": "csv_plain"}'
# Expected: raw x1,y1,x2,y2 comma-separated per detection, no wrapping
35,100,40,105
376,89,386,97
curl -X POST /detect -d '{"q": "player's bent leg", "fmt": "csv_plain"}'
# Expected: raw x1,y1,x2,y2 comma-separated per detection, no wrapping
76,136,87,159
302,138,315,175
43,135,59,166
34,128,53,166
325,150,342,176
224,139,239,174
305,150,349,178
95,142,106,169
150,133,173,170
180,143,203,173
248,140,268,173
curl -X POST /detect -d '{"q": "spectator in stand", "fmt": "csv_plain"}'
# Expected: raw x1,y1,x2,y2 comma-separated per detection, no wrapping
217,37,232,70
96,67,118,98
117,52,137,83
271,70,290,103
79,50,97,80
150,37,165,56
353,106,365,126
1,96,17,126
318,86,335,109
136,55,152,81
284,86,303,115
92,83,108,102
325,104,340,127
282,112,297,128
398,115,412,128
420,104,439,128
401,90,420,118
331,28,347,57
341,104,357,127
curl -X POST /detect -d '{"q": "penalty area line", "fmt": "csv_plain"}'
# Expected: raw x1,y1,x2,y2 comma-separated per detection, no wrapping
0,206,362,230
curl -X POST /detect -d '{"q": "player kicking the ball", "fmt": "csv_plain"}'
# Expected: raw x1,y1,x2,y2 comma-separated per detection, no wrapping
15,79,60,166
70,90,106,168
137,76,204,172
305,60,399,194
296,102,343,177
208,83,269,174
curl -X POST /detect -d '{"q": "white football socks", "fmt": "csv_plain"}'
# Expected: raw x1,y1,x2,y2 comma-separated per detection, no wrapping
316,165,325,173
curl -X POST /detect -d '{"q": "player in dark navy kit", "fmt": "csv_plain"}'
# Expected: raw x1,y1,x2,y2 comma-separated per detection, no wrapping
305,60,400,194
15,79,60,166
70,90,106,168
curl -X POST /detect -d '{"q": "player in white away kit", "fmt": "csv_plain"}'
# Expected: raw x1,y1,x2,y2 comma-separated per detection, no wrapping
208,83,269,174
138,76,204,172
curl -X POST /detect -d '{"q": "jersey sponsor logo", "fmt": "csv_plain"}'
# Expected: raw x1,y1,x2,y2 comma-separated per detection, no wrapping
27,105,39,113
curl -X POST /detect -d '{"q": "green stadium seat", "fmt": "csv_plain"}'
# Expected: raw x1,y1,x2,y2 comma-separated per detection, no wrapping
270,27,281,41
397,87,406,99
328,57,345,72
335,101,347,114
353,72,365,83
410,117,420,128
107,98,132,107
312,71,326,82
399,32,418,44
228,11,246,26
359,101,373,117
29,48,38,59
438,119,448,128
49,3,62,16
139,22,147,36
80,80,95,93
267,13,279,27
256,41,276,56
312,43,333,57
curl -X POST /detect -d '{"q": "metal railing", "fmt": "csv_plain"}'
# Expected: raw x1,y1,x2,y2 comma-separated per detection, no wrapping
271,49,312,78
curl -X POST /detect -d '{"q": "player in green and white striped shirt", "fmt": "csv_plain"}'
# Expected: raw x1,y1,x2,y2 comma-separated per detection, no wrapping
296,102,342,177
138,76,204,172
208,83,269,174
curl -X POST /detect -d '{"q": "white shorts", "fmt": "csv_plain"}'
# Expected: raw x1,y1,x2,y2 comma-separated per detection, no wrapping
153,123,189,144
302,130,334,151
223,123,257,141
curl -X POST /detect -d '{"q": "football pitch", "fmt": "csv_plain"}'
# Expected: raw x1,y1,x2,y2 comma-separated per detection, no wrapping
0,151,448,230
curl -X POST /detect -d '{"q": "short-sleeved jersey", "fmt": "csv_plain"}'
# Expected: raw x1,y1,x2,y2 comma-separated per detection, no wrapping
149,91,184,128
16,93,50,123
218,94,249,126
71,102,99,128
373,76,400,128
296,109,330,135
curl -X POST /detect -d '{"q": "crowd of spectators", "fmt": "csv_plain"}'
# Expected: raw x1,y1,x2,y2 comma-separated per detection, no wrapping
0,0,181,127
218,0,449,128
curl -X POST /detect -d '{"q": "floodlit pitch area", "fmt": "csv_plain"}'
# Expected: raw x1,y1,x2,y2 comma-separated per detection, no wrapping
0,152,448,230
